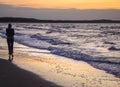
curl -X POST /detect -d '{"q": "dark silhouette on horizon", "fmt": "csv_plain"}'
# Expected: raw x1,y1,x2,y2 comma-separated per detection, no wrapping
0,17,120,23
6,24,14,61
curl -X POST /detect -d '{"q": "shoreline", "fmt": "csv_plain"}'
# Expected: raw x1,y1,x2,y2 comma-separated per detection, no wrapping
0,37,120,87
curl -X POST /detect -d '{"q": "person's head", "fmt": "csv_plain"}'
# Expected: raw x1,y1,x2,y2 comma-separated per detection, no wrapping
8,24,12,29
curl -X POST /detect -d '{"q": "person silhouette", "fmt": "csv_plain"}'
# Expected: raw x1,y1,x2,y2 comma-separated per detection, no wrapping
6,24,14,61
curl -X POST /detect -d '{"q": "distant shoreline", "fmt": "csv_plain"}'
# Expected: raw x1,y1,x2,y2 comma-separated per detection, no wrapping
0,17,120,23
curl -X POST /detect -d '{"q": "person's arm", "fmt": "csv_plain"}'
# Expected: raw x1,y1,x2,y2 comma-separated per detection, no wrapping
6,29,8,36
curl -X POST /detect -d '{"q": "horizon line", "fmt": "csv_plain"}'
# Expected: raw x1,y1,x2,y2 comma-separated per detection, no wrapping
1,17,120,21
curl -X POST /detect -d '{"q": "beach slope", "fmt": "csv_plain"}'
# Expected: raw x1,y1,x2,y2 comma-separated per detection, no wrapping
0,58,61,87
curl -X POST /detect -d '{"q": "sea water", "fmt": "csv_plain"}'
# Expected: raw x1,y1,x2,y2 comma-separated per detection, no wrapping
0,23,120,77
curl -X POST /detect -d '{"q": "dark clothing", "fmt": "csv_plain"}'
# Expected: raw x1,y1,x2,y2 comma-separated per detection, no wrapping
6,28,14,37
6,28,14,55
7,38,14,54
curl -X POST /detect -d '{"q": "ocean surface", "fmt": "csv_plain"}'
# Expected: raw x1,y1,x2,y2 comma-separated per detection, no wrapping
0,23,120,77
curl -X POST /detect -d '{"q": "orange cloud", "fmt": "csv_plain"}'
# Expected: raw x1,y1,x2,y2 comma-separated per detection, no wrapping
0,0,120,9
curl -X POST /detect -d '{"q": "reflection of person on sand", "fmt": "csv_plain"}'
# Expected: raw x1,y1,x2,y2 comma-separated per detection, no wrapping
6,24,14,61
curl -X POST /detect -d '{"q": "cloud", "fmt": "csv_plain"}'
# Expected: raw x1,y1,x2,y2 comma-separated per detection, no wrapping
0,4,120,20
0,0,120,9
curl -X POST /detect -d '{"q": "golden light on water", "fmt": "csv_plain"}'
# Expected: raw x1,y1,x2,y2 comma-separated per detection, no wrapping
0,0,120,9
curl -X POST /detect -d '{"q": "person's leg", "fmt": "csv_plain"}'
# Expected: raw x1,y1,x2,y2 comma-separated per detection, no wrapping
8,38,14,61
9,39,12,55
8,38,14,60
11,38,14,57
7,38,11,61
7,39,11,55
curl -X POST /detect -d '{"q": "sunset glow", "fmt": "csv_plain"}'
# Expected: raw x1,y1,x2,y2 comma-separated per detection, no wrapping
0,0,120,9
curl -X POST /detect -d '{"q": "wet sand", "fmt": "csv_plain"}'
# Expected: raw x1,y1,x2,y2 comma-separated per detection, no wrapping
0,37,120,87
0,58,61,87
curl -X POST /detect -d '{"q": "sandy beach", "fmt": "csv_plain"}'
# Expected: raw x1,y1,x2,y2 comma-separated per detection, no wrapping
0,58,61,87
0,37,120,87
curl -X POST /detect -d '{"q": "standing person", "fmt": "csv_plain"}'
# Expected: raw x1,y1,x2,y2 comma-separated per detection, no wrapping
6,24,14,61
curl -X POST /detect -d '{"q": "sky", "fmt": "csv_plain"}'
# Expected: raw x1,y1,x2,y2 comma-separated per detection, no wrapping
0,0,120,9
0,0,120,20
